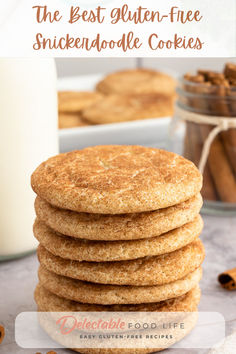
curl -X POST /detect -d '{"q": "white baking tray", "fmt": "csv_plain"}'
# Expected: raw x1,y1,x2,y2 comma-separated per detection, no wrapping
58,74,172,152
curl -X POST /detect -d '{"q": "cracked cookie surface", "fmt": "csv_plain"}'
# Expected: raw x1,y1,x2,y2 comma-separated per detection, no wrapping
37,239,205,286
34,215,203,262
31,145,202,214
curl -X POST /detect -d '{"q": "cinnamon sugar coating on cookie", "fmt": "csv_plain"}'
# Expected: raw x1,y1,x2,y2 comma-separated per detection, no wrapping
38,266,202,305
34,215,203,262
35,194,202,240
31,146,202,214
37,239,205,286
35,283,200,312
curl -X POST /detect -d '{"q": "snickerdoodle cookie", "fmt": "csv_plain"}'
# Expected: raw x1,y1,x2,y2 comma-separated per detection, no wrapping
37,239,204,286
36,285,200,353
96,69,176,96
34,215,203,262
31,146,202,214
58,91,102,113
38,266,202,305
35,283,200,312
58,112,89,129
34,194,202,241
82,93,174,124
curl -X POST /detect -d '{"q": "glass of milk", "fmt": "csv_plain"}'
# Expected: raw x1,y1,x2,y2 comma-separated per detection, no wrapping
0,58,59,260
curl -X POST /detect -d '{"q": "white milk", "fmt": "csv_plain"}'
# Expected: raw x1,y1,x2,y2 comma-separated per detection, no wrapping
0,58,59,259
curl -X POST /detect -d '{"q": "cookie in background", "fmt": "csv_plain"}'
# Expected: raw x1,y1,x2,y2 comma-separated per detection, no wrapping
58,91,101,129
58,67,176,128
96,68,176,96
58,112,89,129
82,93,174,124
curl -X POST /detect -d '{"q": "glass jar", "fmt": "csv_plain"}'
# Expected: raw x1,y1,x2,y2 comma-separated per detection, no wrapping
169,77,236,215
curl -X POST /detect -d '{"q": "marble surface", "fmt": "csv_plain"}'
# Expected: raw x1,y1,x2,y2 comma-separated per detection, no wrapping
1,214,236,354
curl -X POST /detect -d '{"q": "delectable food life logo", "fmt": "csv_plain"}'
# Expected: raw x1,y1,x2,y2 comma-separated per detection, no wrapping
15,311,225,348
55,314,185,335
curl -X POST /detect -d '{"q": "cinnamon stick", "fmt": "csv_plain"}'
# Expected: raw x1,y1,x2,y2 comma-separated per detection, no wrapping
198,69,225,81
228,87,236,113
183,75,217,201
183,74,210,113
221,128,236,177
223,84,236,177
210,69,236,181
188,122,217,201
0,325,5,344
188,81,218,201
199,124,236,203
218,267,236,290
222,63,236,116
201,163,218,201
183,122,192,160
209,81,231,116
224,63,236,80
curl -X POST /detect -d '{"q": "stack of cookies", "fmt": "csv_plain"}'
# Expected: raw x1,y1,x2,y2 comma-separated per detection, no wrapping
31,145,205,353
